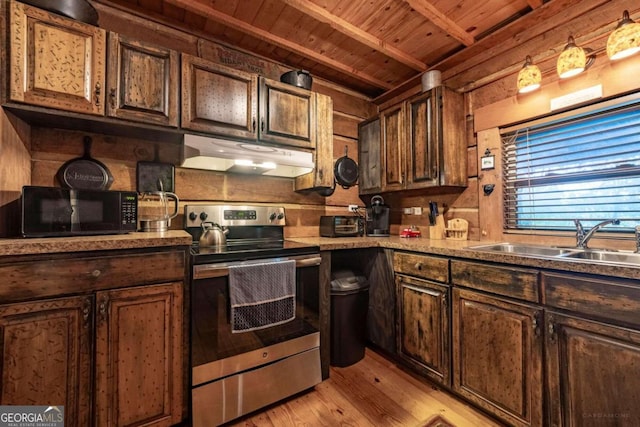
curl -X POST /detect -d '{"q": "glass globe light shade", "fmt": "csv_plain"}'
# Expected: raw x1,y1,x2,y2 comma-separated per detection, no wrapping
607,11,640,60
557,36,595,79
517,56,542,93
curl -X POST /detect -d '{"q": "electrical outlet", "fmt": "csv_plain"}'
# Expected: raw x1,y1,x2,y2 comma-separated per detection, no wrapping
348,204,359,212
413,206,422,215
403,207,412,215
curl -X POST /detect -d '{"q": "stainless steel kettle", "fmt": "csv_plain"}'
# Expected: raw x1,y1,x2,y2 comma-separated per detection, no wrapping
199,222,228,247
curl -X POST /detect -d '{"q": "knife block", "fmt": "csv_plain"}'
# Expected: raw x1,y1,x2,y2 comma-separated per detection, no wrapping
429,216,445,240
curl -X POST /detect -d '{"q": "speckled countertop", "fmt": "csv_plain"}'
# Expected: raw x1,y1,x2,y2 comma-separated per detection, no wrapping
0,230,192,256
1,232,637,280
289,236,640,280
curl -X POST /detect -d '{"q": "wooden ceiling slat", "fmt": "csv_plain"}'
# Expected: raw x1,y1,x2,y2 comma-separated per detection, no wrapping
281,0,427,71
162,0,394,89
403,0,475,46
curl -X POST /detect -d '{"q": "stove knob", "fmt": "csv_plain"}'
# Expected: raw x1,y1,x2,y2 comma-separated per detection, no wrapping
200,212,208,221
277,213,284,220
189,212,198,221
269,212,277,221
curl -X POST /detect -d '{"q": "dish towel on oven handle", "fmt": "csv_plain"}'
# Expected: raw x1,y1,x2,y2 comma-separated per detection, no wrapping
229,259,296,333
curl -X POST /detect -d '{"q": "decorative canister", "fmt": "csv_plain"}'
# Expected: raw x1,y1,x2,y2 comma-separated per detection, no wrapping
421,70,442,92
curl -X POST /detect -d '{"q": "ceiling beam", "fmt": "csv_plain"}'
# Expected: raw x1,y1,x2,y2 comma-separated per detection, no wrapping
403,0,475,46
163,0,393,89
282,0,427,72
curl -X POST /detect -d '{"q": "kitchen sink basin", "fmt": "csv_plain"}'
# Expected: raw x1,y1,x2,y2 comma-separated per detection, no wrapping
559,250,640,264
466,243,577,257
466,243,640,267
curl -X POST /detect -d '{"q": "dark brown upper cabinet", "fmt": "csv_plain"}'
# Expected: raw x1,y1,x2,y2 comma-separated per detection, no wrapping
106,33,179,127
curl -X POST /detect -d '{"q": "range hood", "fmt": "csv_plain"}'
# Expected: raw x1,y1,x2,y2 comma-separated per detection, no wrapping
182,134,314,178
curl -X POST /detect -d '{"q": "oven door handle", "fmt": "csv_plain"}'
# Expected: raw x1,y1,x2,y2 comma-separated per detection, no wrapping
193,254,321,279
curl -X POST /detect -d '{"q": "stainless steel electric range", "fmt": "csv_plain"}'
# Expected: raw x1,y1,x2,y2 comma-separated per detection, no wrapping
185,204,322,426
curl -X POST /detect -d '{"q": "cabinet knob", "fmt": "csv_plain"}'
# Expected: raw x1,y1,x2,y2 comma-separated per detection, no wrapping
414,262,423,271
91,269,101,278
109,88,116,109
94,83,101,106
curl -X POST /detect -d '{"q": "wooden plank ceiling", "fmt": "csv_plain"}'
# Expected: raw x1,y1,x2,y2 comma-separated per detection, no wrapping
92,0,608,98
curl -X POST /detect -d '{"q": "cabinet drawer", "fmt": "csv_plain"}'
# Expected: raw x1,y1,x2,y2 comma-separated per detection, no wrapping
450,260,539,303
0,250,186,303
543,272,640,327
393,252,449,283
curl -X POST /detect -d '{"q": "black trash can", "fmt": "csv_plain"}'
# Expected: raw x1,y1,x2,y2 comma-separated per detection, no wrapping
330,269,369,367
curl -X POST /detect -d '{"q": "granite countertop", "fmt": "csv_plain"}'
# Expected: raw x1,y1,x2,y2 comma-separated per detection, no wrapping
0,230,192,256
289,236,640,280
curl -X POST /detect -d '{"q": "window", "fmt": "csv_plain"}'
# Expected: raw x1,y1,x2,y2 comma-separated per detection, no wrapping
502,100,640,232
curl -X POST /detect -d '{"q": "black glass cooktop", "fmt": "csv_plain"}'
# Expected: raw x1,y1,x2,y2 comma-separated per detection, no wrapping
191,240,319,264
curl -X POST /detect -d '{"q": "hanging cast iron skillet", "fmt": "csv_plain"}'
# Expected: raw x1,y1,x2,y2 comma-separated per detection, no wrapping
334,145,358,188
316,146,359,196
57,136,114,191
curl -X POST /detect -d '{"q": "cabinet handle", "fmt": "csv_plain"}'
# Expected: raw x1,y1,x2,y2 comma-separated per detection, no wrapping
548,321,556,343
261,118,265,132
98,298,108,323
532,312,541,337
414,262,423,271
82,298,91,328
94,83,101,106
442,293,448,309
109,88,116,109
252,118,256,132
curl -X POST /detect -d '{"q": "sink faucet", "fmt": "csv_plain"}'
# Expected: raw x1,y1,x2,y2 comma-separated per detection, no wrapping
574,219,620,249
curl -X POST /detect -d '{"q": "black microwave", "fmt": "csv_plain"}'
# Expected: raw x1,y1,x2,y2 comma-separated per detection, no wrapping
21,186,138,237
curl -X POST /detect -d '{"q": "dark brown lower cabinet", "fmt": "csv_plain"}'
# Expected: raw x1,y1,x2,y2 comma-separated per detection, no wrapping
0,296,93,427
546,311,640,427
0,282,184,427
95,282,183,427
452,288,543,427
397,275,450,386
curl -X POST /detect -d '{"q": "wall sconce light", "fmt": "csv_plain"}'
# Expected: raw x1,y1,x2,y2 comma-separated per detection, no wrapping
517,56,542,93
607,10,640,60
557,36,596,79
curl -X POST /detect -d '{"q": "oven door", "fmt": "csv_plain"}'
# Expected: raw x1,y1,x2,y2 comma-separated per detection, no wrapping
190,253,321,386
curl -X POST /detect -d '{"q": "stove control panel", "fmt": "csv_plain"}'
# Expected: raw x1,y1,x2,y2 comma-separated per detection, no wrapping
184,205,286,227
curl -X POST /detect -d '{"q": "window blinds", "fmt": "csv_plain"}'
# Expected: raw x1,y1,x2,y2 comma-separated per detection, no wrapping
502,102,640,232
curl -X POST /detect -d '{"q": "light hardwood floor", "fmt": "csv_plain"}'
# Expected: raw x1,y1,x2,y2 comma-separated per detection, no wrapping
228,348,504,426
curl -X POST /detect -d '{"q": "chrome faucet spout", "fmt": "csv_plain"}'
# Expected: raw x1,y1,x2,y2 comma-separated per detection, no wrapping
575,219,620,249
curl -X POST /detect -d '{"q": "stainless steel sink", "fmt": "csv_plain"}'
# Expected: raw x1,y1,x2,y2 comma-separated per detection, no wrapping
559,250,640,264
466,243,640,267
466,243,577,257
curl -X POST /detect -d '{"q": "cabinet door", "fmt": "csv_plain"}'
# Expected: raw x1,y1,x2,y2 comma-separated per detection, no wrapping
9,1,106,115
406,90,439,188
181,54,258,139
358,117,382,194
439,87,467,187
397,275,450,386
259,77,317,149
95,282,183,427
106,33,179,126
546,312,640,427
0,296,93,427
381,103,405,192
295,93,334,191
452,288,543,427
